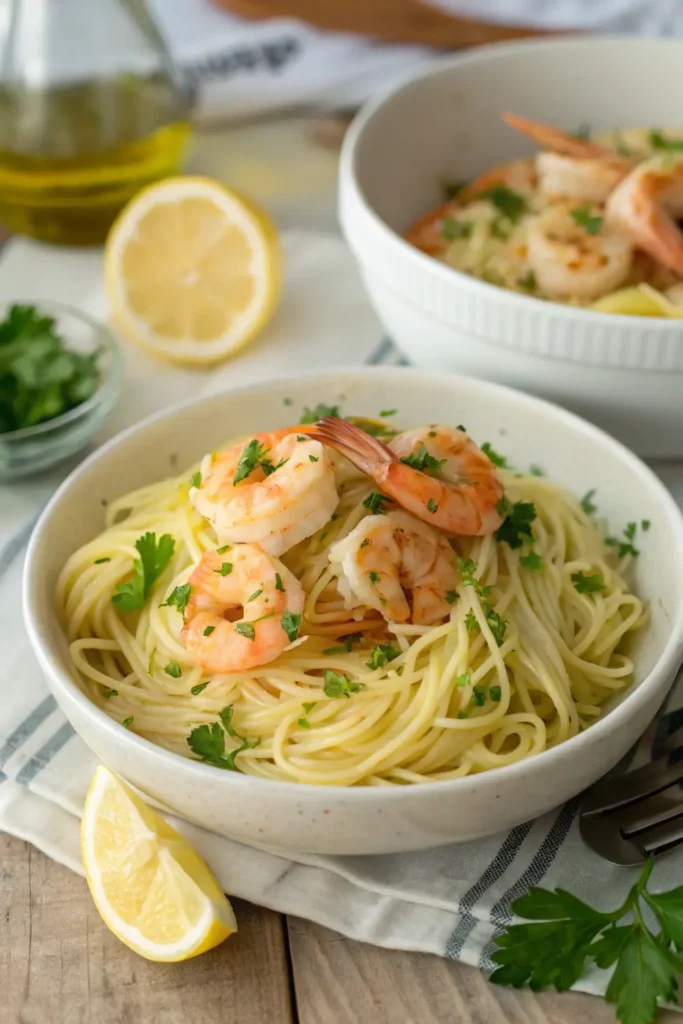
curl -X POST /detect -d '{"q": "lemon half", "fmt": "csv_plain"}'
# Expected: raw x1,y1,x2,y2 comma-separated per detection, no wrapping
105,176,281,365
81,765,236,961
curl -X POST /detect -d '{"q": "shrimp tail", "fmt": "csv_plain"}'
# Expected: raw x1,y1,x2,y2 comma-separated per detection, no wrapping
308,417,395,480
503,112,628,166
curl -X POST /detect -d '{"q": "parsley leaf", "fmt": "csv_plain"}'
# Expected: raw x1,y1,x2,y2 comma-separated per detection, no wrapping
520,551,543,572
495,501,537,549
187,705,259,772
481,442,507,468
571,207,603,235
530,465,544,477
190,471,201,488
122,717,134,729
214,562,233,577
281,612,302,643
446,589,459,604
485,606,508,646
650,129,683,151
112,532,175,612
491,861,683,1024
275,573,284,592
233,439,270,485
165,662,182,678
442,217,473,240
571,571,605,594
191,681,210,695
104,688,118,698
323,670,366,698
479,185,527,223
301,403,341,424
518,270,538,292
380,409,398,418
235,622,256,640
367,642,401,670
0,303,102,434
323,633,363,656
94,557,111,564
363,492,392,515
427,498,438,513
489,684,502,702
162,583,192,615
399,443,446,476
581,489,598,515
465,610,479,631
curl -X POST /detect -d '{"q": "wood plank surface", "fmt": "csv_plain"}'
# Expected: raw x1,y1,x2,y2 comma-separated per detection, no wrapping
1,833,293,1024
286,915,681,1024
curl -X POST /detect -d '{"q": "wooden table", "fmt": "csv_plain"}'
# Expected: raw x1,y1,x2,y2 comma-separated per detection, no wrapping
4,831,680,1024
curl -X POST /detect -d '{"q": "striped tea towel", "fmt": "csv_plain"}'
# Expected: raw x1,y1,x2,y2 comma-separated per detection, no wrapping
2,231,683,1005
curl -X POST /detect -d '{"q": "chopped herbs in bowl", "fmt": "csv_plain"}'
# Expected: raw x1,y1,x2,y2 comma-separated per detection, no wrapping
0,301,122,479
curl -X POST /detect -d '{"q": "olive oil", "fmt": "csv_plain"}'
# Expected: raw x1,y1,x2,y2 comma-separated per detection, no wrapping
0,76,191,245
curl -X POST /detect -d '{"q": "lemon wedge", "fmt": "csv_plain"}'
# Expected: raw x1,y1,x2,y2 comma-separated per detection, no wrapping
105,176,282,365
81,765,236,961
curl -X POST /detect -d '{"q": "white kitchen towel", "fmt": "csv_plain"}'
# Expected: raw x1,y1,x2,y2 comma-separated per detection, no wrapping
150,0,683,122
1,230,683,1006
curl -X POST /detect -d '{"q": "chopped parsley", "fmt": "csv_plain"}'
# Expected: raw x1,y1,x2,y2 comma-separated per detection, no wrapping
112,532,175,613
324,633,363,656
485,607,508,646
642,519,651,532
607,521,641,558
275,572,284,592
301,402,341,424
456,671,471,687
190,471,201,488
446,589,459,604
367,642,401,670
187,705,259,771
165,662,182,678
235,622,256,640
214,562,233,577
191,681,210,695
399,443,446,476
580,489,598,515
122,717,134,729
427,498,439,513
518,270,538,292
323,670,366,698
283,396,292,406
297,718,312,729
650,129,683,151
479,185,527,223
303,701,317,713
473,685,487,707
308,454,319,463
203,625,215,636
247,589,262,602
216,545,231,555
281,612,302,643
104,688,118,698
163,583,192,615
363,492,392,515
481,442,507,468
443,179,469,200
495,500,537,549
442,217,473,241
571,571,605,595
0,303,102,434
520,551,543,572
530,465,544,477
380,409,398,418
571,208,603,235
233,438,270,484
368,570,380,584
457,558,507,646
94,557,111,564
489,685,502,702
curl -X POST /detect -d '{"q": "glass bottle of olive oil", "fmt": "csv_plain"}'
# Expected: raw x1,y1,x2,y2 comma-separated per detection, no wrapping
0,0,191,244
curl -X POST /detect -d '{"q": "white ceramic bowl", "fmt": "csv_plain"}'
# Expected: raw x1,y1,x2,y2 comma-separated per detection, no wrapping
339,37,683,459
24,369,683,855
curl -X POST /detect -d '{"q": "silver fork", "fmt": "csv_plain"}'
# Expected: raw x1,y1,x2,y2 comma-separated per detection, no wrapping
580,684,683,865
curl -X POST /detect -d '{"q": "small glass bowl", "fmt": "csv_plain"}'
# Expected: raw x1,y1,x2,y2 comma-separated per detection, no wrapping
0,300,123,480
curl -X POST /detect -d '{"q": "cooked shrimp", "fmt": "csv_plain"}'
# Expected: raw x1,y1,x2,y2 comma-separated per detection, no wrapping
527,205,633,301
605,156,683,274
405,159,536,255
191,428,338,557
309,419,504,536
503,113,630,204
182,545,304,673
329,511,459,625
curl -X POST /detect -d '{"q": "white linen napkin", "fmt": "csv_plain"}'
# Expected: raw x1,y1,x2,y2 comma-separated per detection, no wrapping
2,231,683,1007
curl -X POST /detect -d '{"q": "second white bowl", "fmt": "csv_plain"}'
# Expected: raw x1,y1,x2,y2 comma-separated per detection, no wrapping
340,37,683,459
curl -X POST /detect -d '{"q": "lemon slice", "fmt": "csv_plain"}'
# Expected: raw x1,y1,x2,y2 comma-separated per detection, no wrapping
105,176,282,365
81,765,236,961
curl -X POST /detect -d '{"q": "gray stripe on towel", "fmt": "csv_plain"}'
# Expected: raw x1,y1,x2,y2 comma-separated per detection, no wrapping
0,506,44,581
444,822,533,959
0,695,57,770
14,721,75,785
478,800,580,968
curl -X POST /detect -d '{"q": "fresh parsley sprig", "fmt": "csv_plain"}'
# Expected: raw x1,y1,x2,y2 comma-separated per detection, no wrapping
491,859,683,1024
187,705,259,771
112,533,175,612
399,443,446,476
495,500,537,550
